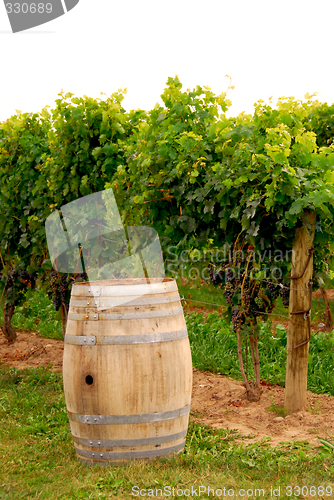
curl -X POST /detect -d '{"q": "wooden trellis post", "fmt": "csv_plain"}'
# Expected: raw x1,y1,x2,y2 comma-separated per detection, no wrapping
284,211,316,413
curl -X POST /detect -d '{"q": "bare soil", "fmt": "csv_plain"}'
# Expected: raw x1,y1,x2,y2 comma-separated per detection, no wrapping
313,288,334,300
0,330,63,371
1,329,334,448
191,368,334,447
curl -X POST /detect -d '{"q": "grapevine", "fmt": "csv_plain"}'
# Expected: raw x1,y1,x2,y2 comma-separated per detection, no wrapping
208,241,292,401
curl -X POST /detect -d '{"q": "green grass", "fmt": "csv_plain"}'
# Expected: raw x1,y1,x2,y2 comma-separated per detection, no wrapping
177,281,227,311
0,365,334,499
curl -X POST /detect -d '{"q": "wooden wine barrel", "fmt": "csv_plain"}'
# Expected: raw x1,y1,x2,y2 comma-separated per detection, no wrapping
63,278,192,466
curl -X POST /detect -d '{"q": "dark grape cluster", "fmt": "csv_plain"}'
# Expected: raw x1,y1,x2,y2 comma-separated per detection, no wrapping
280,285,290,308
210,262,237,286
59,274,69,303
234,277,241,289
224,282,234,305
209,264,223,285
48,271,70,312
4,268,40,310
232,309,241,332
5,269,18,289
52,296,62,311
225,266,234,283
50,271,58,295
209,255,285,332
6,268,37,290
241,289,251,309
266,281,280,301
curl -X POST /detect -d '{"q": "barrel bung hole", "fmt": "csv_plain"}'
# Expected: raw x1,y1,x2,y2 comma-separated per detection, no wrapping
85,375,94,385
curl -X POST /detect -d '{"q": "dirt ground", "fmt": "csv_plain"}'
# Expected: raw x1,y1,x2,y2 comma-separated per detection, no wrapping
191,368,334,447
0,330,64,371
1,327,334,448
313,288,334,300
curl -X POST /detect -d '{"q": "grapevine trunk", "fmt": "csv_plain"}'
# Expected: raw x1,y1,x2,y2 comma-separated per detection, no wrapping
236,327,261,402
2,304,16,344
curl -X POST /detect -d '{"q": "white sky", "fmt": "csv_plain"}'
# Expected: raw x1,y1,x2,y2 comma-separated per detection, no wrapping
1,0,334,122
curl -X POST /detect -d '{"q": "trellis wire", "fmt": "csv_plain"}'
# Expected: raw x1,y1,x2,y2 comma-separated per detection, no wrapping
180,297,290,320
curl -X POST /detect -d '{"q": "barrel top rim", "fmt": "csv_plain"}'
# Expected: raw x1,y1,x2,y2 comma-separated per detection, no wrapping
73,278,175,287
